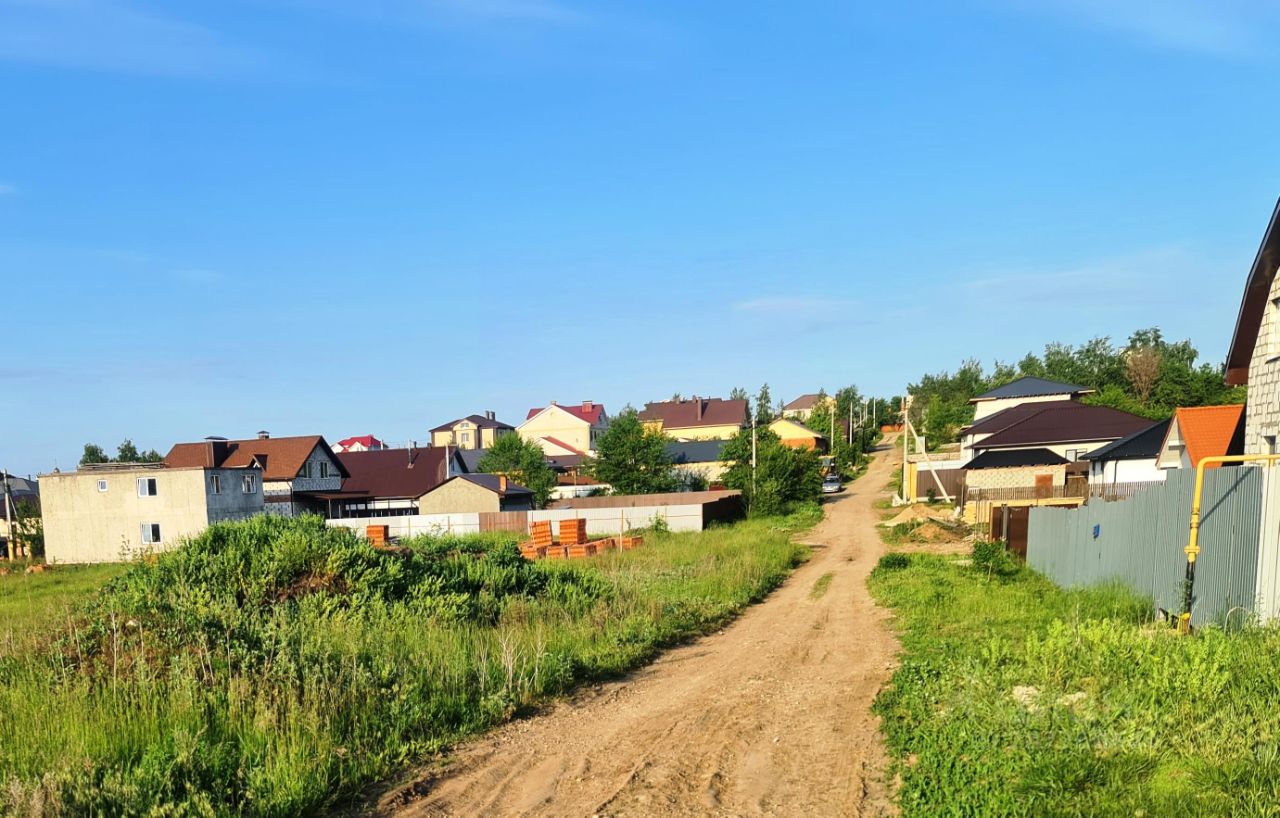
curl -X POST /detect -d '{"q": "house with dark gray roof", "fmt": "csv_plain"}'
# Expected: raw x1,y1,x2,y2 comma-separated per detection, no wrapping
1083,418,1171,487
666,439,731,487
969,376,1095,423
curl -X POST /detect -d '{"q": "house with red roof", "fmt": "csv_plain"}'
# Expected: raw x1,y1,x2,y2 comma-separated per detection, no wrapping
517,401,609,456
1155,405,1246,471
334,435,386,453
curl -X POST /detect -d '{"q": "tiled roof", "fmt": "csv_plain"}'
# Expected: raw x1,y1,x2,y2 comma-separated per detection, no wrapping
783,393,823,411
429,414,515,433
334,448,455,499
1083,419,1172,462
1171,405,1246,467
164,436,348,482
973,404,1152,450
638,398,748,429
525,402,606,425
973,376,1093,402
964,448,1069,470
335,435,384,450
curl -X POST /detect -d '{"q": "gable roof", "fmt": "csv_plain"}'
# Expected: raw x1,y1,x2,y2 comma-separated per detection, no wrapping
538,436,585,456
335,435,384,450
972,404,1152,450
769,417,826,440
638,397,748,429
962,400,1080,436
1226,198,1280,385
783,393,823,411
422,473,533,499
1082,418,1172,462
429,414,514,433
964,448,1069,470
524,402,606,425
164,435,348,482
665,439,729,465
333,447,457,499
1164,405,1246,468
972,376,1093,402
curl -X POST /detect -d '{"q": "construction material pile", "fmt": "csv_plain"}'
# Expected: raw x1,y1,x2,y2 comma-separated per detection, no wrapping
519,519,644,560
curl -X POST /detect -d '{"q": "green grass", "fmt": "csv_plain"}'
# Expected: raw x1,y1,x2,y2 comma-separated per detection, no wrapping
809,572,834,600
0,564,126,658
870,552,1280,817
0,512,812,816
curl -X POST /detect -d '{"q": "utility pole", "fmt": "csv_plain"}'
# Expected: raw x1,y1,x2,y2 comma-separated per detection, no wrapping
2,470,12,562
751,413,758,509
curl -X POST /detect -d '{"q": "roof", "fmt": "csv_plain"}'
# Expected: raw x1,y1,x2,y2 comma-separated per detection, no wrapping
164,435,349,482
1226,198,1280,385
769,417,826,440
1167,405,1246,467
964,448,1069,470
540,436,585,455
783,393,823,411
1082,419,1172,462
456,448,487,473
962,400,1080,436
335,435,384,450
429,414,515,433
971,376,1094,402
525,402,606,425
333,448,457,499
665,439,729,464
638,397,748,429
426,473,533,498
973,404,1152,450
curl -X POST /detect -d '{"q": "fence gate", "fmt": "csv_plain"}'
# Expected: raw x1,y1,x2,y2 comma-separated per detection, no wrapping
990,505,1030,558
478,511,529,533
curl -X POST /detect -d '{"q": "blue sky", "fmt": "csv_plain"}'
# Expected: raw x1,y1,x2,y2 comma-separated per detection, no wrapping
3,0,1279,476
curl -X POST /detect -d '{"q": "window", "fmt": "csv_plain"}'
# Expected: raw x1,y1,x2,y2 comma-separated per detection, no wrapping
1267,435,1279,456
242,473,257,494
461,432,471,445
1271,297,1280,359
136,477,158,497
96,479,108,493
140,523,161,544
319,461,329,479
210,474,222,494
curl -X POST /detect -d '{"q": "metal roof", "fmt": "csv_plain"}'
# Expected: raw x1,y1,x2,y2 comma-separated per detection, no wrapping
964,448,1069,470
665,439,728,464
1226,198,1280,385
972,376,1093,402
1082,418,1172,462
973,404,1152,450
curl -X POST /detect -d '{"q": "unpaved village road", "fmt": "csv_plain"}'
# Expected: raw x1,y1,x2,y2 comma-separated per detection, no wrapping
378,440,903,818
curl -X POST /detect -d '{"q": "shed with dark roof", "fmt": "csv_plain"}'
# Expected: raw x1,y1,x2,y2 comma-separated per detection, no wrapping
417,474,535,514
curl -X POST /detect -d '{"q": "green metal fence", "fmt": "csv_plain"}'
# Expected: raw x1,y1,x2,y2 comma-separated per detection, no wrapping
1027,467,1263,626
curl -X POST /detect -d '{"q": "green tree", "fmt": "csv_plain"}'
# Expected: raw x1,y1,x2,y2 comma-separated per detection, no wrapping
720,428,822,516
585,409,678,495
475,434,558,508
80,444,110,465
116,439,160,463
729,386,749,402
755,383,774,425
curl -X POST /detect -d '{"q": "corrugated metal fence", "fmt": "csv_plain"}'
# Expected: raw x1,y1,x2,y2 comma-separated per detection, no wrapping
1027,467,1263,626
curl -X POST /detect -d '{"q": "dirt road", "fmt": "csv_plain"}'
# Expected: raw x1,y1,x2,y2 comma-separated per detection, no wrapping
379,440,902,818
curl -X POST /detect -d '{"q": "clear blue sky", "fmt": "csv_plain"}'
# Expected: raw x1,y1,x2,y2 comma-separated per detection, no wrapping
4,0,1279,476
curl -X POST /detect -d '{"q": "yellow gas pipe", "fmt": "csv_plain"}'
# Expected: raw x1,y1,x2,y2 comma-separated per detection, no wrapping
1181,453,1280,633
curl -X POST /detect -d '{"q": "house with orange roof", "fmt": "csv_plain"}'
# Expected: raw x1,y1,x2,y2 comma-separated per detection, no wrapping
1155,405,1246,471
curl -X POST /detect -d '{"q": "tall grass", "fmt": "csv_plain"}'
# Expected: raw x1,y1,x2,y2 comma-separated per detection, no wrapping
871,552,1280,817
0,565,126,659
0,512,811,816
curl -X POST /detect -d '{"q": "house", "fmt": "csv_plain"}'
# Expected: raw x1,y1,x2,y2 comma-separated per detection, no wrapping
518,401,609,456
1083,419,1172,487
969,376,1095,423
322,446,466,518
1225,198,1280,455
1,473,39,556
666,439,731,486
781,393,833,421
768,417,828,451
1155,405,1245,471
430,412,514,451
164,432,348,517
959,399,1080,463
39,462,264,563
334,435,386,453
417,474,535,514
638,397,747,441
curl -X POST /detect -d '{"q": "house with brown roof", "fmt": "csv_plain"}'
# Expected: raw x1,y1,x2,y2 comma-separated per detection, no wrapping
638,397,748,441
518,401,609,456
1155,405,1246,471
317,446,466,519
429,412,514,451
164,432,347,517
1225,198,1280,455
781,393,833,422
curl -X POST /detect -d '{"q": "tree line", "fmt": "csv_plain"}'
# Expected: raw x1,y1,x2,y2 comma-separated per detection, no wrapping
80,440,164,466
908,327,1247,449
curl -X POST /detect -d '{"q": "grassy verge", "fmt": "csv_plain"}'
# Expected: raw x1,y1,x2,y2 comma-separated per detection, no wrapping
870,552,1280,817
0,565,127,658
1,511,812,816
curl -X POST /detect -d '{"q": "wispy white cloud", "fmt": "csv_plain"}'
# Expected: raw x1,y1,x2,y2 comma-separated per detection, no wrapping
733,295,863,333
0,0,271,77
1002,0,1280,56
0,182,16,196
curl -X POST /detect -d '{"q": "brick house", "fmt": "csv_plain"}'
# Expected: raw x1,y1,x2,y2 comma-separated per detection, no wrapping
1226,199,1280,455
429,412,515,451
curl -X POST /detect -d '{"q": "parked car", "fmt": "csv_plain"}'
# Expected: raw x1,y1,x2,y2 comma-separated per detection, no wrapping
822,475,843,494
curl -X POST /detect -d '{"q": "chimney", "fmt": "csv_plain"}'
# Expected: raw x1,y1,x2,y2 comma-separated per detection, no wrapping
582,400,593,411
696,399,703,421
550,400,558,406
485,410,495,421
257,430,270,440
499,474,508,494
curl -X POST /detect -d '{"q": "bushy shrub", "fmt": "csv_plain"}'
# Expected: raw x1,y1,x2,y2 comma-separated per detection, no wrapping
876,552,912,573
971,539,1017,578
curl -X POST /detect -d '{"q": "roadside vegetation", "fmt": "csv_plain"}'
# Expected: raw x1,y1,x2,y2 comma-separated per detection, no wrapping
871,548,1280,817
0,565,126,658
0,510,815,816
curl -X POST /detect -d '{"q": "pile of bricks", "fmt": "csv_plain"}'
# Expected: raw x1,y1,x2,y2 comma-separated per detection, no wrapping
519,520,644,561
